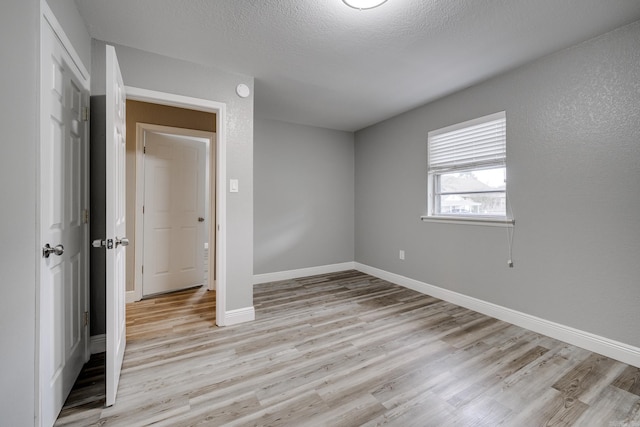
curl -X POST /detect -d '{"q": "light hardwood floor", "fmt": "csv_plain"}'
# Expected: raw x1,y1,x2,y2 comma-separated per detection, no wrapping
56,270,640,426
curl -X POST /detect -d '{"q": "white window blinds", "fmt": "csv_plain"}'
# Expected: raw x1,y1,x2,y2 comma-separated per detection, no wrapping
428,111,506,172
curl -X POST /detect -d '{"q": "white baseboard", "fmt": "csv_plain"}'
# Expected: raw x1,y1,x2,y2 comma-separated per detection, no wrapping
253,262,356,285
355,262,640,368
126,290,137,304
90,334,106,354
224,306,255,326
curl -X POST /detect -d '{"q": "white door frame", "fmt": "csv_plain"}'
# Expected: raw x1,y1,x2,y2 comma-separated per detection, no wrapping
37,3,91,425
126,86,227,326
135,123,215,299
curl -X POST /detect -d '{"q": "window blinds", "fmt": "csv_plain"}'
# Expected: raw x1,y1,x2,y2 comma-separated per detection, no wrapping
428,112,506,172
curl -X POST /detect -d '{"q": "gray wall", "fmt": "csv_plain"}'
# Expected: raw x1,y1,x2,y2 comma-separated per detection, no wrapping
355,21,640,348
254,119,354,274
90,40,254,334
0,0,38,424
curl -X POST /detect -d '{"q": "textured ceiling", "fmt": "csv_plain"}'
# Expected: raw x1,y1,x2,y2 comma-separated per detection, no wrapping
74,0,640,131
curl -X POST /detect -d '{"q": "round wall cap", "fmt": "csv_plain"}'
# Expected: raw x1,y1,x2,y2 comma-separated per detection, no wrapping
236,83,250,98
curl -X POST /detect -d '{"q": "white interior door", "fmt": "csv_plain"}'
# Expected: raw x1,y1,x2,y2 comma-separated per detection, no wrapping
105,45,127,407
39,17,90,426
143,130,207,296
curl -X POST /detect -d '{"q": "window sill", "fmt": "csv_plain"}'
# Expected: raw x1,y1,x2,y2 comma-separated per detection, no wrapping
421,215,515,227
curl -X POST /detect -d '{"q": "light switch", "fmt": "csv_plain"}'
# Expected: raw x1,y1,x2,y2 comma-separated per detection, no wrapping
230,179,239,193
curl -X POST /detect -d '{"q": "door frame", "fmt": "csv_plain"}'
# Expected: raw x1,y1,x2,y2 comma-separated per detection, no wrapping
134,123,215,299
37,3,91,425
126,87,227,326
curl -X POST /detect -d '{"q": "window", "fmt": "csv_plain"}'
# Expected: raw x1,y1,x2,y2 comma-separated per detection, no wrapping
427,111,508,221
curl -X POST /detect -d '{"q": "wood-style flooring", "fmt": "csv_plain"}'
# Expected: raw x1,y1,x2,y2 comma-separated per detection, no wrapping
56,270,640,426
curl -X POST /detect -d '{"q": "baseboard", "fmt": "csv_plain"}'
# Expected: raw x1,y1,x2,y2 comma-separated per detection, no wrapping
224,306,255,326
90,334,106,354
355,262,640,368
126,290,137,304
253,262,356,285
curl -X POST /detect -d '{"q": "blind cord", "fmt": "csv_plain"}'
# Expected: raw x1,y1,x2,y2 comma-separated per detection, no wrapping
505,184,515,267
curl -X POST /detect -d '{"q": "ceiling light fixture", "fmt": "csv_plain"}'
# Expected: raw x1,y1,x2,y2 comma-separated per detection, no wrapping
342,0,388,10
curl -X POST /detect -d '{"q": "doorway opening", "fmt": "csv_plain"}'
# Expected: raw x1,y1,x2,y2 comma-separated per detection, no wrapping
124,99,217,301
125,88,228,327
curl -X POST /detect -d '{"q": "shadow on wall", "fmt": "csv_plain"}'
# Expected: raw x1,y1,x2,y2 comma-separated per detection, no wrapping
255,207,313,267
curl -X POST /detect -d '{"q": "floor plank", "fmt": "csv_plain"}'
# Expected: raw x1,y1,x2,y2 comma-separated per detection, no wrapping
56,271,640,426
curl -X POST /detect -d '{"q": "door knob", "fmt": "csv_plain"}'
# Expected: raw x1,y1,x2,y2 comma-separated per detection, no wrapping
198,217,205,222
115,237,129,247
43,243,64,258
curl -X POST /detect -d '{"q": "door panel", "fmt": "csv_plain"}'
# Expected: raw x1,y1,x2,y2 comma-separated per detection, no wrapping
143,131,206,296
105,45,127,408
40,18,89,427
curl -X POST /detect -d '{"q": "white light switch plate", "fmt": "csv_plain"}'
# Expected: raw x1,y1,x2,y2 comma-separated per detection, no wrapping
230,179,239,193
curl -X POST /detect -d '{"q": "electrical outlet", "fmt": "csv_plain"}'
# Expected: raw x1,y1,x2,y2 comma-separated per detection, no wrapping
399,250,405,260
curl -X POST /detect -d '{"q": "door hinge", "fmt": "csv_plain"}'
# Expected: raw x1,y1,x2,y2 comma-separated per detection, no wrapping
83,311,89,327
83,209,89,224
143,146,146,154
82,107,90,122
142,265,144,275
142,205,145,214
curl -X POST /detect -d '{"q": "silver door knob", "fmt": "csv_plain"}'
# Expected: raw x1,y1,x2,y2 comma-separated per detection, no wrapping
115,237,129,247
43,243,64,258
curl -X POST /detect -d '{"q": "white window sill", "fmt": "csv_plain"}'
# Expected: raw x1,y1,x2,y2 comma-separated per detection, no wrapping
421,215,515,227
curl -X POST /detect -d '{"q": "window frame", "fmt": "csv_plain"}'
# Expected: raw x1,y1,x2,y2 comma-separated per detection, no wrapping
425,111,514,226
